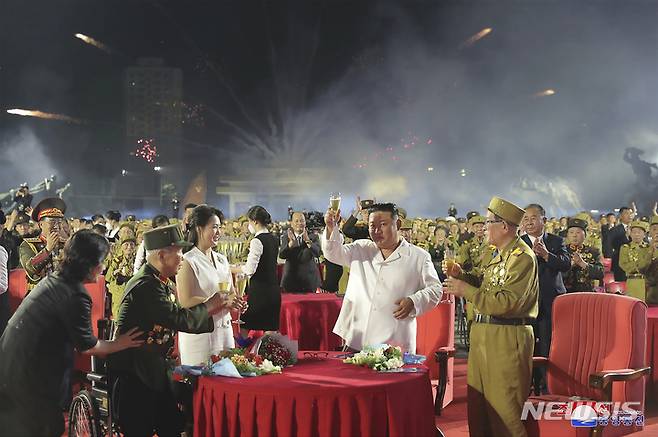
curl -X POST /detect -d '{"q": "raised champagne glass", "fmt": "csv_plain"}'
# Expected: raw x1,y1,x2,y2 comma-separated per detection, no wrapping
444,248,456,277
329,192,341,212
232,273,248,325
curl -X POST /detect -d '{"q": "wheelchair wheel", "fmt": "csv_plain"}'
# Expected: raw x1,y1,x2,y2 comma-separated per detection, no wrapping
68,389,101,437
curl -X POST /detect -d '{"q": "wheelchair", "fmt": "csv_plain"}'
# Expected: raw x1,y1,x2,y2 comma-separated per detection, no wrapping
68,319,119,437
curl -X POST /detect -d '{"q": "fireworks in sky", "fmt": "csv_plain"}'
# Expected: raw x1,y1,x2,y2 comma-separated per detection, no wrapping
6,108,82,124
460,28,493,48
352,133,433,169
132,138,158,163
532,89,556,98
180,102,206,127
74,33,112,53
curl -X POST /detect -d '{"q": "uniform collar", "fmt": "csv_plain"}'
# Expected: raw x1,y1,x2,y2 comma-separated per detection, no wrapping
144,263,171,285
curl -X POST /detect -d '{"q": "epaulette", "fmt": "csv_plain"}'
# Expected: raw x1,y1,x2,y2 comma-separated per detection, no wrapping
23,237,42,243
511,247,524,257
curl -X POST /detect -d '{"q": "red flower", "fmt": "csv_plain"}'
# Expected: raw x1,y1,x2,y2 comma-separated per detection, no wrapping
210,354,220,363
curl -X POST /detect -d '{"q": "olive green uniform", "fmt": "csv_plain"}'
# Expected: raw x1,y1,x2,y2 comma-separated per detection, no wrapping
459,236,539,437
564,245,604,292
18,236,59,291
619,242,653,301
105,246,136,319
457,237,496,321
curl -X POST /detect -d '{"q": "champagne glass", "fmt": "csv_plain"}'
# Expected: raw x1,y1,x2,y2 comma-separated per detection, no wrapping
329,192,341,212
444,248,456,277
232,273,248,325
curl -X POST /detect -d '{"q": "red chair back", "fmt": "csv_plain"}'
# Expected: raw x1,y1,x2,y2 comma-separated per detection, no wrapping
74,275,107,373
547,293,646,404
7,269,28,313
602,258,612,273
606,281,627,294
603,272,615,285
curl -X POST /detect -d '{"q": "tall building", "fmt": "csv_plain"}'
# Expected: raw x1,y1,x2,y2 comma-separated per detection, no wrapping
118,57,183,201
124,57,183,143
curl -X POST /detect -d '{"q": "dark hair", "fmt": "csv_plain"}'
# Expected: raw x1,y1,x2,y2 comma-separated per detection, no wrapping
247,205,272,225
367,203,399,219
106,210,121,221
187,205,224,250
606,213,616,218
434,225,449,236
184,203,198,210
57,230,110,283
619,207,632,215
524,203,546,217
91,214,104,222
152,214,170,228
91,224,107,235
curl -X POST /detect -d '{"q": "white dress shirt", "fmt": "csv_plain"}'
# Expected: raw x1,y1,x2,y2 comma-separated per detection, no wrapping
241,229,269,277
527,233,545,246
0,246,8,295
321,228,442,353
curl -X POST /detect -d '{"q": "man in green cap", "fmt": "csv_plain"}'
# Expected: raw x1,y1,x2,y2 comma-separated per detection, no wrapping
646,216,658,304
19,197,69,291
564,217,604,292
110,224,243,436
619,220,653,301
444,196,538,437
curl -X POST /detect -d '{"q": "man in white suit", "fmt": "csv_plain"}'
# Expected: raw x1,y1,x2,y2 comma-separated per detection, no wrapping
321,203,443,353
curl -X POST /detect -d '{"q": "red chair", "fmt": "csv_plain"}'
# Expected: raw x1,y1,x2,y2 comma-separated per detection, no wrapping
603,272,616,285
7,269,28,313
525,293,649,437
606,281,627,294
602,258,612,273
416,295,455,414
74,275,107,373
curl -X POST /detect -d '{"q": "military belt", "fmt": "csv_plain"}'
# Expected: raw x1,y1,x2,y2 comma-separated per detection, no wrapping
473,314,535,326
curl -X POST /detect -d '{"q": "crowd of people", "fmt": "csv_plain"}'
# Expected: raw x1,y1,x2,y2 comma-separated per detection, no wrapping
1,191,658,436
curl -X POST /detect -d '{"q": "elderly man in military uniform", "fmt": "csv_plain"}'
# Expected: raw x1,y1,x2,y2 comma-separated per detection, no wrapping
444,196,538,437
619,220,653,301
18,198,69,291
109,224,243,436
564,217,604,292
646,216,658,304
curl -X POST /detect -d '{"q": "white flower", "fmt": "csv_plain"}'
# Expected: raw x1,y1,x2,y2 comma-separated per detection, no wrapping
384,357,404,370
259,359,282,374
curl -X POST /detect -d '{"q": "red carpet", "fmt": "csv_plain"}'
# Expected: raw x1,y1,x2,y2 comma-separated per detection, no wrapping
435,358,658,437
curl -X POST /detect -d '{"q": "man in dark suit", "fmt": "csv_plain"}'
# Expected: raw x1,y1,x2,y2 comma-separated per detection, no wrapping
279,212,322,293
609,207,634,281
521,204,571,392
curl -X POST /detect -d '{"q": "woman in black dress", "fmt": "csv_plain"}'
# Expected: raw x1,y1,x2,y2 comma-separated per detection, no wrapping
232,205,280,344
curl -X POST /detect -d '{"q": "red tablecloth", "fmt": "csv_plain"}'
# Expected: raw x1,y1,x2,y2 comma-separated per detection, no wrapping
646,307,658,400
245,293,343,351
194,354,436,437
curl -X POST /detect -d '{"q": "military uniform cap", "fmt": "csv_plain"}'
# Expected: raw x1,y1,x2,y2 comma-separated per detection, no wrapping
574,212,591,222
143,224,193,250
630,220,649,233
15,213,30,225
32,197,67,222
120,235,137,245
468,215,486,226
487,196,524,226
567,217,588,232
651,215,658,226
399,219,413,230
119,222,135,231
397,207,408,219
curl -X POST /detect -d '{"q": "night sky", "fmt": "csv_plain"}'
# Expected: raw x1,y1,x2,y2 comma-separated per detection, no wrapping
1,1,657,218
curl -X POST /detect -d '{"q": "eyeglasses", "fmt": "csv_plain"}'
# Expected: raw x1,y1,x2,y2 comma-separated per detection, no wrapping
303,352,329,360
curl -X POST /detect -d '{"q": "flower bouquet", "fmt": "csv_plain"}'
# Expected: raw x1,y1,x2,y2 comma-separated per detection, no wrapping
343,344,405,371
251,333,298,367
174,347,282,379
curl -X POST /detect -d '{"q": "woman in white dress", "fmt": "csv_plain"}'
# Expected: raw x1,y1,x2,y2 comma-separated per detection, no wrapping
176,205,235,365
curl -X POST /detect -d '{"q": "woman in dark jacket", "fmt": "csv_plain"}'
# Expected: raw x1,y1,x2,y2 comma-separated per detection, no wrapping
0,230,142,436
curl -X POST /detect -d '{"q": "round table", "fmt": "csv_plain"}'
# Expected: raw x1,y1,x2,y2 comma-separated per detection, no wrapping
194,354,436,437
245,293,343,351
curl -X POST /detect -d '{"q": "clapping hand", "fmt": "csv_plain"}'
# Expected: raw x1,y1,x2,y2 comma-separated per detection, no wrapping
532,238,549,261
571,252,588,269
287,228,297,247
302,229,311,244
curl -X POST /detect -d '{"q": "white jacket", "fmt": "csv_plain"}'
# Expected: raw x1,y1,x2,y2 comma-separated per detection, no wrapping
321,229,442,353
